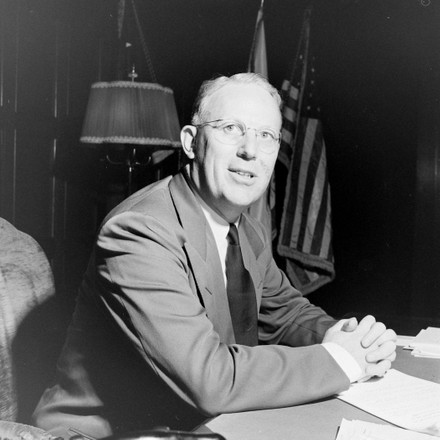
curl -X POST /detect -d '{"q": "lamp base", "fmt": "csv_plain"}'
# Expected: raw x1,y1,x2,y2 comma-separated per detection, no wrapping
98,144,177,199
102,145,152,196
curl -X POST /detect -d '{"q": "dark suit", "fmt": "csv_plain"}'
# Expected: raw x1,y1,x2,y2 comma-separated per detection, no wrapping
33,167,349,439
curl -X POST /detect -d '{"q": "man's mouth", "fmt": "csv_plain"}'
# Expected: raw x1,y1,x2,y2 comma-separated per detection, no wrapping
230,169,256,179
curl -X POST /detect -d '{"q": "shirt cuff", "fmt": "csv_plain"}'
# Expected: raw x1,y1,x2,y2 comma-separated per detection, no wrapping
322,342,363,383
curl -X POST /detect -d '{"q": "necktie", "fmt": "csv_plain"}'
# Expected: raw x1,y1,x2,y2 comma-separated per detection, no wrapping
225,224,258,346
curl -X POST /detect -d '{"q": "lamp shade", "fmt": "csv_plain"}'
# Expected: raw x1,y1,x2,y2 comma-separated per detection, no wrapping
80,81,181,148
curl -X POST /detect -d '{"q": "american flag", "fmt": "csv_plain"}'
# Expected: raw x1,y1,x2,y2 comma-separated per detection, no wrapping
276,7,335,294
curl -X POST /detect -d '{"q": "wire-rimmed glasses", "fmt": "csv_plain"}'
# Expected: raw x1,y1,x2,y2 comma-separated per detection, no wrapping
195,119,281,154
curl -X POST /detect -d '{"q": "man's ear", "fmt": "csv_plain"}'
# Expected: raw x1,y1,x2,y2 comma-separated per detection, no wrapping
180,125,197,160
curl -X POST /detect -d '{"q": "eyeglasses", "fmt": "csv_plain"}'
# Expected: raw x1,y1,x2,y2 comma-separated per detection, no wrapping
195,119,281,153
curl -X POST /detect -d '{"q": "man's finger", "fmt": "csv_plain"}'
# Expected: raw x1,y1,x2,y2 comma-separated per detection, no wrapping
355,315,376,336
357,375,372,383
365,359,392,378
370,328,397,347
385,351,397,362
366,340,397,363
341,317,358,332
328,319,353,333
361,321,386,348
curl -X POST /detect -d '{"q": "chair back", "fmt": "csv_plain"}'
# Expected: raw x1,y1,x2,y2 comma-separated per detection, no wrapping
0,218,56,422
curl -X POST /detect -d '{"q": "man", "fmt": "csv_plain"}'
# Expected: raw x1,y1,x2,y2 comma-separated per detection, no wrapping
33,73,396,439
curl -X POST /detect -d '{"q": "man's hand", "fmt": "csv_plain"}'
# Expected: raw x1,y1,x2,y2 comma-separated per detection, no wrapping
323,315,397,381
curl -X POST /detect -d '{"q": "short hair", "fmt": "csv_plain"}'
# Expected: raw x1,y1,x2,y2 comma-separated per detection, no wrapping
191,72,282,125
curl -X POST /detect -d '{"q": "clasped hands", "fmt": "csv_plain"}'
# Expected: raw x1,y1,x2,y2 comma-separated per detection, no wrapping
323,315,397,382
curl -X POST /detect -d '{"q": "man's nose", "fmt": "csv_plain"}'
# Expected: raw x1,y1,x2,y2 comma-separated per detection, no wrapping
237,129,258,159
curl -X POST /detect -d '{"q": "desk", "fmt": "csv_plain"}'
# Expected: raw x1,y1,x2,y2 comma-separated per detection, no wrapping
200,348,440,440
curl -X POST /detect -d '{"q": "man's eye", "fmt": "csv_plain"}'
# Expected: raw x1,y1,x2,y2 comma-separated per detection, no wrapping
260,130,275,140
223,123,241,134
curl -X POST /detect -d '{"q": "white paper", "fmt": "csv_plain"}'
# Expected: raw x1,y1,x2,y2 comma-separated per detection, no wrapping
412,350,440,359
336,419,435,440
396,335,415,347
410,327,440,358
338,369,440,437
413,327,440,346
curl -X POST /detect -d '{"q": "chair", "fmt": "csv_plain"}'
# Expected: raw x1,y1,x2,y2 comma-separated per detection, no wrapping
0,420,60,440
0,218,58,422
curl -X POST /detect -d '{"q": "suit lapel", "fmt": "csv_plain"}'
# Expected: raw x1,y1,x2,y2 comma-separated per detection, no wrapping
169,170,235,343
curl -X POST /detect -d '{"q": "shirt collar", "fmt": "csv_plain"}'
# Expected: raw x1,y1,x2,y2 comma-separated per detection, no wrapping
186,175,240,240
193,190,231,243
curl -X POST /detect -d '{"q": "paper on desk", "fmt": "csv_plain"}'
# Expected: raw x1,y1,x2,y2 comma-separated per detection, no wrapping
412,349,440,359
335,419,435,440
410,327,440,359
414,327,440,345
338,369,440,437
396,335,415,347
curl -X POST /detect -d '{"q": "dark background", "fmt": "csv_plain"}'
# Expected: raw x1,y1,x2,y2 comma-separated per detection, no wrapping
1,0,439,333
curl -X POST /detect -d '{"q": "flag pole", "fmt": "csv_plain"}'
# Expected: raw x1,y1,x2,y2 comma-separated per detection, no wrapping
247,0,265,74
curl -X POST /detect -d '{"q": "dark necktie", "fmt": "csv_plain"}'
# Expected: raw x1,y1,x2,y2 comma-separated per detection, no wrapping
225,224,258,346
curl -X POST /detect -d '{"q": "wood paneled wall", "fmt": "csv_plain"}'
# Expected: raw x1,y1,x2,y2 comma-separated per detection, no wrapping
0,1,117,302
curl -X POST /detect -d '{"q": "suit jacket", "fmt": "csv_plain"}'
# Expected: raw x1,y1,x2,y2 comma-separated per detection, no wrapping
33,167,349,439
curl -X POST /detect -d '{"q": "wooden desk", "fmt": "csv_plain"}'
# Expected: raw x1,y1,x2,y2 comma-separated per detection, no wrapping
200,348,440,440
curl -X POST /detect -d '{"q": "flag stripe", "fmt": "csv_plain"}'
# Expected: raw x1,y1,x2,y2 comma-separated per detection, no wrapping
308,128,332,260
321,192,333,259
290,119,318,249
308,164,329,255
279,123,302,247
279,81,300,169
297,120,324,252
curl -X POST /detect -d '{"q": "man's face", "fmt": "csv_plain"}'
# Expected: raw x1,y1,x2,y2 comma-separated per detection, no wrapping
188,83,281,222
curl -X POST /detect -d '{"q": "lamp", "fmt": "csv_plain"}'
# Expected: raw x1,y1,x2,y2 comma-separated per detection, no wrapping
80,78,181,195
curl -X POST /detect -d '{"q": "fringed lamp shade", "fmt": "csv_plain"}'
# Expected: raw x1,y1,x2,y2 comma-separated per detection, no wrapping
80,81,181,148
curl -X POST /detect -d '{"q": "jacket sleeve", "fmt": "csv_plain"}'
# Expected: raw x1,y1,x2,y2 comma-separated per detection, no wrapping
94,211,350,417
258,254,338,347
